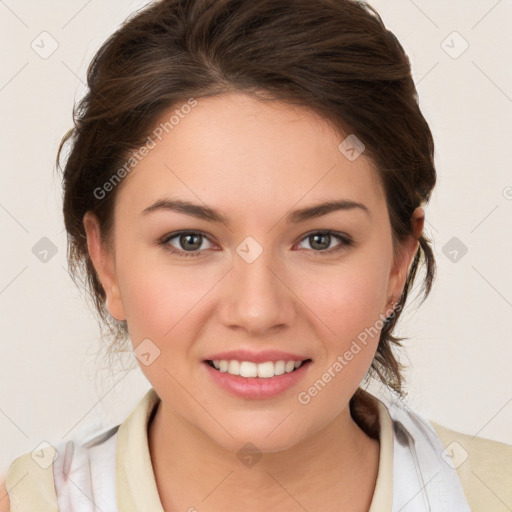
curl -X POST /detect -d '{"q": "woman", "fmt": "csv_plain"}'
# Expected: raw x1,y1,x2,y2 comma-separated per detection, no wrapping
2,0,511,510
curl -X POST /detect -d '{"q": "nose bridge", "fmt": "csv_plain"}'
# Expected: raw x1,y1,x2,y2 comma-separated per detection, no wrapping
220,239,295,333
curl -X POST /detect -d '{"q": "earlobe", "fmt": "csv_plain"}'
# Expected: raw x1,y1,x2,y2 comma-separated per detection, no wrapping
83,211,126,321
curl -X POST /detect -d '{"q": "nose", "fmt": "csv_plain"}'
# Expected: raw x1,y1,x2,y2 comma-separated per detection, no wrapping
218,247,297,335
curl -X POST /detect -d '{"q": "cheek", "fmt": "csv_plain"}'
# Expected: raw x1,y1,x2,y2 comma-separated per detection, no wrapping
297,254,392,343
292,257,392,415
115,247,224,346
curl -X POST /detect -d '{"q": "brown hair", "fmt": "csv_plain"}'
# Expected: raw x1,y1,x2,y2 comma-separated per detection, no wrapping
58,0,436,399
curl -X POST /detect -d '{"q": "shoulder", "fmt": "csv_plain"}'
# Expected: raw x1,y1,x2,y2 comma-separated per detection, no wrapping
430,420,512,511
3,425,120,511
3,443,59,511
0,480,9,512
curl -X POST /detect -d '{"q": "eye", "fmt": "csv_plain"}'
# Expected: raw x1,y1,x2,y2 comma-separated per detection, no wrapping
159,229,353,258
159,231,216,257
296,231,353,255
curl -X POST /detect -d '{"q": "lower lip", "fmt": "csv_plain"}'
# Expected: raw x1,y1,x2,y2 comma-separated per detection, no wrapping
202,361,312,399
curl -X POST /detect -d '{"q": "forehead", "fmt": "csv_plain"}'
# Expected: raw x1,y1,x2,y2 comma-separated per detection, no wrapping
114,92,385,223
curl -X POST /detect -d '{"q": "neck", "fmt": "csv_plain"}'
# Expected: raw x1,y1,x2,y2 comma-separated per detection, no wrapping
148,395,380,511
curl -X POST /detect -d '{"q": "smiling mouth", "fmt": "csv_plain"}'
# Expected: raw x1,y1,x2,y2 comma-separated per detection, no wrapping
205,359,312,378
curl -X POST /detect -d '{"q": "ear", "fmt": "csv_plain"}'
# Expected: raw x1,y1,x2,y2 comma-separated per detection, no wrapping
83,211,126,321
385,207,424,310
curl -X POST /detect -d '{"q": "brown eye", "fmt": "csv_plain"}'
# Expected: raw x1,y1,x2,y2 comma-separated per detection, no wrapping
177,233,203,251
309,233,332,251
297,231,353,254
160,231,215,257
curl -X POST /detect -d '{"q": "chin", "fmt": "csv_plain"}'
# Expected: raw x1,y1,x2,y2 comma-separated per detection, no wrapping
199,413,310,455
216,431,302,456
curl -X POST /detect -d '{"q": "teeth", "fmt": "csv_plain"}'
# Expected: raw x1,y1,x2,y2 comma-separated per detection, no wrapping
274,360,285,376
228,360,239,375
211,359,305,378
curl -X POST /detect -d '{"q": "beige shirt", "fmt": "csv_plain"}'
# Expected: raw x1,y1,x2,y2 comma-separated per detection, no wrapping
5,387,512,511
115,389,394,511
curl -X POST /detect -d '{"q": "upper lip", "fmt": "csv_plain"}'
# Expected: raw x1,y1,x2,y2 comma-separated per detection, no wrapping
204,349,311,364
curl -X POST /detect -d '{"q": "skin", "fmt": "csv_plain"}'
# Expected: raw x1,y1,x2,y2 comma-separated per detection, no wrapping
0,482,7,512
84,92,423,511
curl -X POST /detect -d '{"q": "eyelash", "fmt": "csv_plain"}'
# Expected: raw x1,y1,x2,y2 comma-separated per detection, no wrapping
158,230,353,257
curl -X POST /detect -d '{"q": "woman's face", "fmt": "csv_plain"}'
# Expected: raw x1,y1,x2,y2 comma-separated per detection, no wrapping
85,92,420,452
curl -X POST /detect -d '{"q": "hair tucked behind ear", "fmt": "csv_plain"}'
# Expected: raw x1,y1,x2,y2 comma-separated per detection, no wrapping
58,0,436,398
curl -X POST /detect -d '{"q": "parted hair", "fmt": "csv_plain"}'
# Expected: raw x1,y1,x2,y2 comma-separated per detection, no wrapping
58,0,436,400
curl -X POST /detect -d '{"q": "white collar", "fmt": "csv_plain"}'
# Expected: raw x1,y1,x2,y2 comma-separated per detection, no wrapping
51,387,471,511
375,390,471,511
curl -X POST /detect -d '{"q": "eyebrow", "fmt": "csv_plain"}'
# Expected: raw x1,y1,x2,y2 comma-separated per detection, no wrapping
141,198,370,224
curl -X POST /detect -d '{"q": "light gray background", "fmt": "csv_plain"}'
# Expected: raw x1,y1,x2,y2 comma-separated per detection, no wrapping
1,0,511,477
